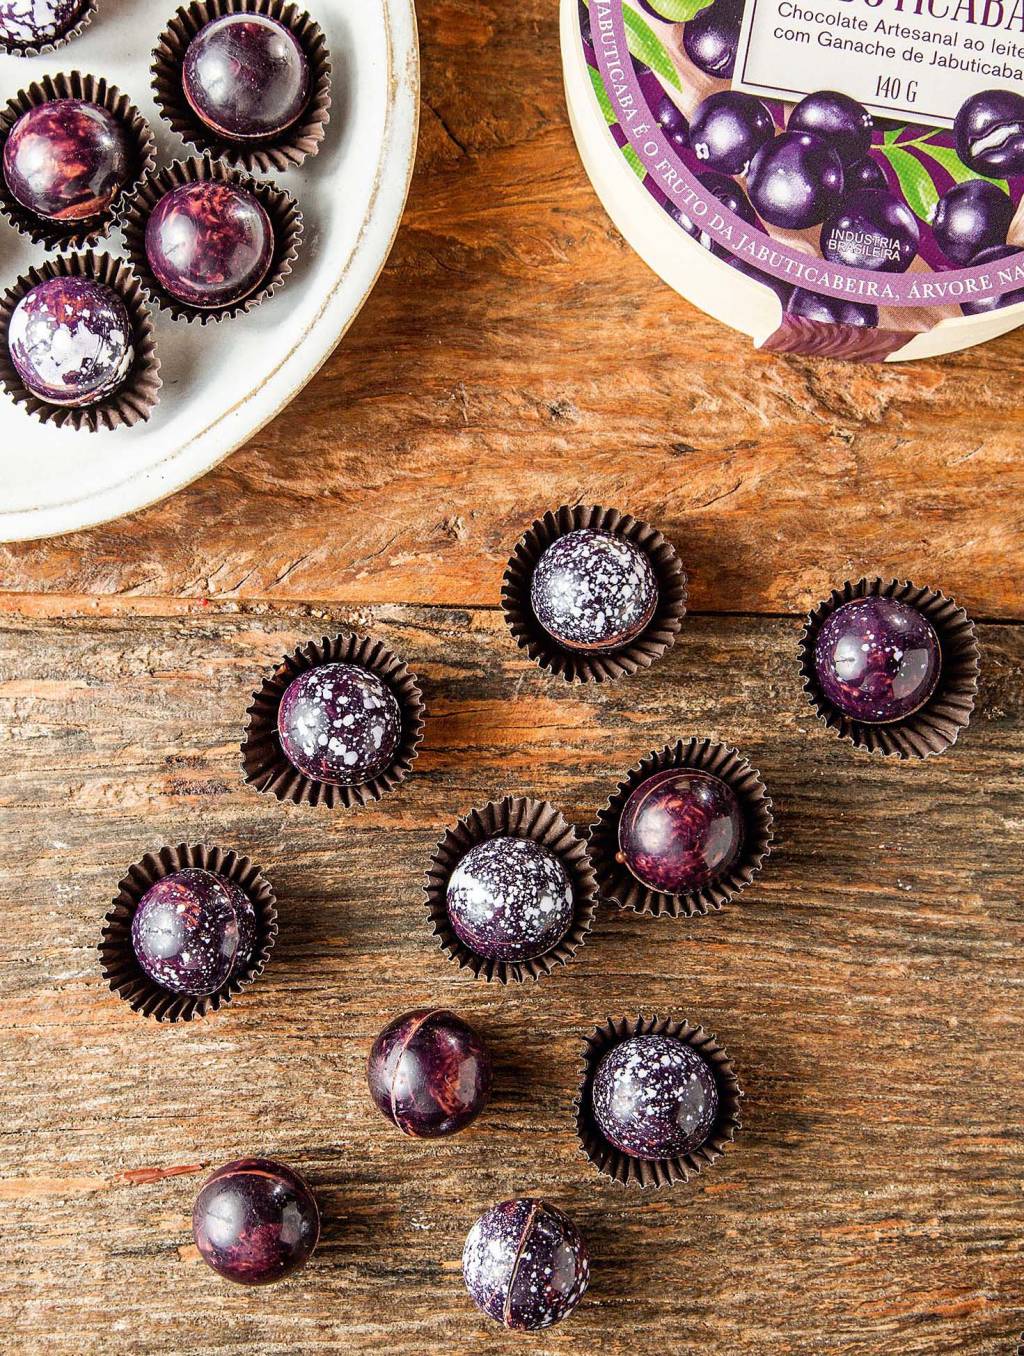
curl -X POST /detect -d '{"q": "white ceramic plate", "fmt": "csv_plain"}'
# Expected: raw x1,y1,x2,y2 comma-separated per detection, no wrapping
0,0,419,542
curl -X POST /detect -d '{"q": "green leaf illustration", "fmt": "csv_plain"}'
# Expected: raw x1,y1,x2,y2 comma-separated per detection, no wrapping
638,0,715,20
910,139,1008,193
884,126,905,145
588,63,617,126
623,143,647,180
877,143,940,221
623,6,683,89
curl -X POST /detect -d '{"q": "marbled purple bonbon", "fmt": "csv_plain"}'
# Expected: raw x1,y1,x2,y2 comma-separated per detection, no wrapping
617,767,743,895
747,131,844,229
820,188,919,273
954,88,1024,177
787,287,878,328
193,1158,320,1286
277,662,402,787
690,91,774,174
788,90,873,168
183,14,311,144
683,0,742,79
591,1034,719,1160
446,836,574,962
8,276,133,407
846,156,887,191
367,1008,492,1138
930,179,1013,266
814,596,942,724
960,244,1024,314
144,180,274,309
130,868,256,998
530,528,658,652
3,99,128,222
463,1199,589,1331
0,0,85,45
656,94,688,152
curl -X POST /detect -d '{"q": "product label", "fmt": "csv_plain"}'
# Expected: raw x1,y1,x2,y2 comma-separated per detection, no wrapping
734,0,1024,126
578,0,1024,343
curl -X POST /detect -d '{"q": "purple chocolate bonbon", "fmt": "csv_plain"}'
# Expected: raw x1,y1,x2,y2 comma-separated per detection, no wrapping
193,1158,320,1285
446,836,574,962
960,244,1024,314
617,767,743,895
530,528,658,652
183,14,311,144
788,90,873,168
367,1008,492,1138
144,180,274,309
463,1199,589,1331
3,98,128,221
690,91,775,174
787,287,878,328
0,0,85,45
747,131,844,229
683,0,742,78
591,1033,719,1160
8,276,133,407
931,179,1014,266
277,662,402,787
814,596,941,724
954,88,1024,177
130,868,256,998
820,188,919,273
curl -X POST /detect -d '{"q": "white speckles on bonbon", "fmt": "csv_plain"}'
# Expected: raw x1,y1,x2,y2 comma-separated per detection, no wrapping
592,1034,719,1160
462,1199,589,1330
0,0,83,43
446,836,574,962
277,663,402,787
530,529,658,652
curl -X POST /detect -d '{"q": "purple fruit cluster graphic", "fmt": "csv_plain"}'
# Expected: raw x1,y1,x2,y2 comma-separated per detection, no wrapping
690,91,774,175
747,131,844,230
655,93,689,152
789,91,872,169
930,180,1014,267
684,0,742,79
954,89,1024,178
820,188,919,273
960,245,1024,314
787,287,877,328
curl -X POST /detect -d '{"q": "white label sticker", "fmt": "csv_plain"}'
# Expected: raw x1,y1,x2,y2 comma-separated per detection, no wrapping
732,0,1024,127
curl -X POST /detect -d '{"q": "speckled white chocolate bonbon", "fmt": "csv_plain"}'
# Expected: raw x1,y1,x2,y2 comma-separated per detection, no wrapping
0,0,83,43
530,528,658,652
462,1198,590,1330
8,277,133,408
446,836,574,962
276,663,402,787
591,1033,719,1160
130,868,256,998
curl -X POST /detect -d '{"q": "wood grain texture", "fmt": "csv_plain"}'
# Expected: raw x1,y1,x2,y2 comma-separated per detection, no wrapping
0,601,1021,1355
0,1,1022,616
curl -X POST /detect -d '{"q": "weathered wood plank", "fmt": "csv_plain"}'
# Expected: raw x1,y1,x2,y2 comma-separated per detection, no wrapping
0,603,1020,1354
0,1,1022,616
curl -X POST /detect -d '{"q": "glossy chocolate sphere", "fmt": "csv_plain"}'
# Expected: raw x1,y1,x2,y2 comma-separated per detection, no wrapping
0,0,85,44
954,88,1024,177
183,14,311,144
193,1158,320,1285
3,99,128,222
463,1199,589,1331
144,180,273,309
8,276,132,407
591,1034,719,1160
367,1008,492,1138
814,596,941,724
130,868,256,997
530,528,658,652
446,836,574,962
277,662,402,787
821,188,919,273
618,768,744,894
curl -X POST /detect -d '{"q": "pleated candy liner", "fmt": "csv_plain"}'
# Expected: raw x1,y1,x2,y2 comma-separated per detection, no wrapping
798,577,980,760
0,0,96,56
424,796,599,985
152,0,332,173
589,738,774,919
575,1014,743,1189
0,70,156,250
120,154,303,323
241,632,426,809
0,251,161,432
98,842,278,1023
501,504,688,685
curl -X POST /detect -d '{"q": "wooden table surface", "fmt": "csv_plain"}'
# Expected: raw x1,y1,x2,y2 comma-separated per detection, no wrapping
1,3,1023,1353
